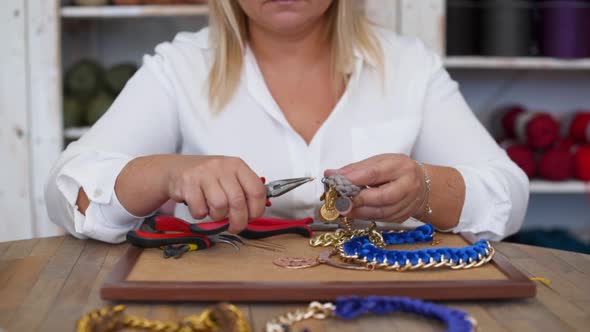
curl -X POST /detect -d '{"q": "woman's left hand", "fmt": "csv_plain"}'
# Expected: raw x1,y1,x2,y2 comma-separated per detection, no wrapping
325,154,426,223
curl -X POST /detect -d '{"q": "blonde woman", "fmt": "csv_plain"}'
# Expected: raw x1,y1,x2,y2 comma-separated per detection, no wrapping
46,0,528,243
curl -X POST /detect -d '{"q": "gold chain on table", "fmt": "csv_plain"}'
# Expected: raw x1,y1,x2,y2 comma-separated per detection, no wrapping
77,304,251,332
265,302,335,332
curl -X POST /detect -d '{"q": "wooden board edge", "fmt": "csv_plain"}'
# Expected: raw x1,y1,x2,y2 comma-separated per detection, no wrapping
101,279,536,302
100,245,142,299
101,233,536,302
462,233,536,284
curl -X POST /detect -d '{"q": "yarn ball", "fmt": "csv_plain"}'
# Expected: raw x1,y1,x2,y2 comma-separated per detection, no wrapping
556,138,576,151
504,142,537,178
501,105,526,138
525,113,560,149
569,112,590,144
538,147,574,181
501,106,559,149
574,145,590,181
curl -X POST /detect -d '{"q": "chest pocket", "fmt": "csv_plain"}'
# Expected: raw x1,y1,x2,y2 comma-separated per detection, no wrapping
351,117,420,161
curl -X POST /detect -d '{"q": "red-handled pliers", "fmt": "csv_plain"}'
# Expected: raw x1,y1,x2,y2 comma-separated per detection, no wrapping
128,176,315,249
126,229,215,250
143,215,314,239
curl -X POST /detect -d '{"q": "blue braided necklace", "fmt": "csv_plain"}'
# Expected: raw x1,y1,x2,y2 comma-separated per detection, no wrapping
266,296,476,332
337,224,494,271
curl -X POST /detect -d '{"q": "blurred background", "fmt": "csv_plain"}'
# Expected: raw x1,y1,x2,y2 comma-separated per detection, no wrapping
1,0,589,252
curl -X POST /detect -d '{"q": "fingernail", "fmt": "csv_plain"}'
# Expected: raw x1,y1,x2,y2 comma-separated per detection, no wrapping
339,169,358,179
324,169,337,175
326,168,349,175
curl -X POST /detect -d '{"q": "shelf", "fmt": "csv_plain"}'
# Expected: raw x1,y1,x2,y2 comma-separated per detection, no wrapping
445,56,590,70
61,5,209,18
530,180,589,194
64,127,90,140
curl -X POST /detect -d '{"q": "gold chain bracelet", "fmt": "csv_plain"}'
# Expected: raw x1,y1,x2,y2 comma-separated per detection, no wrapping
265,302,335,332
77,304,251,332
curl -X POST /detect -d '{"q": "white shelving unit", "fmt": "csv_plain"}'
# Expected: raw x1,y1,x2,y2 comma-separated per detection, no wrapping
61,5,208,18
530,181,588,194
445,56,590,70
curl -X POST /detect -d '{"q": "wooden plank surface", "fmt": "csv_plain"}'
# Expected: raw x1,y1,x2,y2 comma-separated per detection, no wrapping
1,237,589,331
2,239,39,260
7,236,86,332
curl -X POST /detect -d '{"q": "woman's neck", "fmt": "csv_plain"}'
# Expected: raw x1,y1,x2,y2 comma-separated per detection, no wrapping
248,17,331,67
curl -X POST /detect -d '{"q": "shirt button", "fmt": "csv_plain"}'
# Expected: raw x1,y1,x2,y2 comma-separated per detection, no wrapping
94,189,103,198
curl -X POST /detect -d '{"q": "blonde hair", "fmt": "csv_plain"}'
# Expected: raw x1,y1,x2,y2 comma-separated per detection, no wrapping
207,0,383,111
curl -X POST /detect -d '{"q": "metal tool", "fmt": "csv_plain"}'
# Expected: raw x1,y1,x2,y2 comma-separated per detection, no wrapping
126,218,241,254
183,176,315,207
147,215,315,239
264,177,315,203
128,176,315,255
218,234,285,252
127,215,314,255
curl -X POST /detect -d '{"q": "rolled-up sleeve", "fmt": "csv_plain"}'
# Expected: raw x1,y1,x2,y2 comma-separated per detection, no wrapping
411,45,529,241
45,48,181,243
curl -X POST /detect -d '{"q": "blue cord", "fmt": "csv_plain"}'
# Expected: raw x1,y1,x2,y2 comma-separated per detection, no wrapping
341,224,492,268
334,296,474,332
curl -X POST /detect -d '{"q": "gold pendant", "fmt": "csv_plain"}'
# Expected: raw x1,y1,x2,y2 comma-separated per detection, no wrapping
319,186,339,222
320,204,340,222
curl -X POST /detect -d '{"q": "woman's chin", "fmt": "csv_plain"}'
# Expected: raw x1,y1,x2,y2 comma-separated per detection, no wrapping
265,15,317,34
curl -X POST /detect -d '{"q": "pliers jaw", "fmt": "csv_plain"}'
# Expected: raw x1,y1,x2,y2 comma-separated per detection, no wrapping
209,235,240,251
265,177,315,198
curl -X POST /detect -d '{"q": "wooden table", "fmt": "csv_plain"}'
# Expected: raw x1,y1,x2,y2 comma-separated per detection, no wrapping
1,236,589,331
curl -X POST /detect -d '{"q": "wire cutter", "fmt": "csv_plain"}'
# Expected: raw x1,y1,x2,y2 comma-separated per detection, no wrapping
142,214,315,239
126,215,314,256
126,219,239,251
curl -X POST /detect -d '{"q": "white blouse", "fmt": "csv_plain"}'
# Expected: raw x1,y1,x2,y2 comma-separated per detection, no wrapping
45,28,529,244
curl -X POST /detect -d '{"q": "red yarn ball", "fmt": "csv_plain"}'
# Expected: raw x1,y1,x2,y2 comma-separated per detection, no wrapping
574,145,590,181
538,147,574,181
570,112,590,143
525,113,560,149
505,143,536,178
556,138,576,151
501,106,526,138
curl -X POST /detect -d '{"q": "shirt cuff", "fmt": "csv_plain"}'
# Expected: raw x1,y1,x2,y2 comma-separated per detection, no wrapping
76,193,144,243
56,151,145,242
453,165,512,241
56,151,133,205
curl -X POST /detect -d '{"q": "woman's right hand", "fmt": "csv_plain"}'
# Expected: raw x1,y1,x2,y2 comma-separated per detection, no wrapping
166,155,267,233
